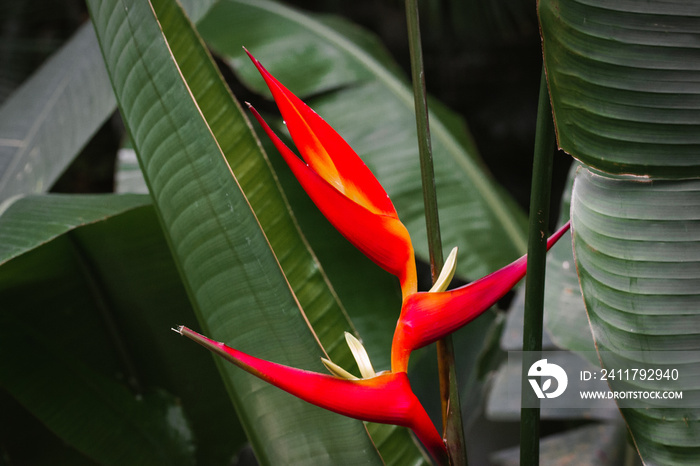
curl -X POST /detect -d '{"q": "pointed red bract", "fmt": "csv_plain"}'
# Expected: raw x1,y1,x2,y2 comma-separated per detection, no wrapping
391,222,571,372
245,51,417,299
245,50,394,216
176,326,447,464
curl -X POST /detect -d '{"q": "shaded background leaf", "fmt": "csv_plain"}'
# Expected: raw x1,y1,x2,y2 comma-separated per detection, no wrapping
572,167,700,464
0,0,221,203
0,24,115,200
0,193,147,264
0,195,244,465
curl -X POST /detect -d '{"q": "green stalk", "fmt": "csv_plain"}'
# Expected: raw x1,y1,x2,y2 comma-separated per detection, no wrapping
404,1,466,464
519,69,556,466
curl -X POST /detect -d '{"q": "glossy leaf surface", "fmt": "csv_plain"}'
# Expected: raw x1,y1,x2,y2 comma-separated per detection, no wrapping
572,167,700,464
539,0,700,178
0,24,115,199
0,0,218,202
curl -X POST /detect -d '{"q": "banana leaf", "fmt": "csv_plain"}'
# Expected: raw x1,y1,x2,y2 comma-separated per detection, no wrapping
539,0,700,178
0,194,244,465
571,168,700,464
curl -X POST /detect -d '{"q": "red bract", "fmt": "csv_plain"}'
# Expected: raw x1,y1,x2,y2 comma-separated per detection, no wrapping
391,221,571,372
174,326,447,464
245,50,417,299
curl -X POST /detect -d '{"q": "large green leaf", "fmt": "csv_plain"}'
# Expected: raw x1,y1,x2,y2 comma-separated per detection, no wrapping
86,0,388,464
62,199,247,465
572,167,700,464
0,194,244,465
539,0,700,178
111,2,439,460
198,0,528,280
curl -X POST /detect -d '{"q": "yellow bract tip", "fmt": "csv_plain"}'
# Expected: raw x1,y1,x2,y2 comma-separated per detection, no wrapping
429,246,458,293
321,358,358,380
344,332,376,379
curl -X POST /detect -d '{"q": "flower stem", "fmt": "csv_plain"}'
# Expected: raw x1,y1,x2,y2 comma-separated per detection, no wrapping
520,68,556,466
404,1,466,464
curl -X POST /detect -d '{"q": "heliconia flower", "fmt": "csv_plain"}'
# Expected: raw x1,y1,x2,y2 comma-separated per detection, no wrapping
244,50,417,299
173,326,448,465
391,221,571,372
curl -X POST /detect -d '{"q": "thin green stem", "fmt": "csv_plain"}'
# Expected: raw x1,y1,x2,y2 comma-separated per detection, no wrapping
404,1,466,464
520,68,556,466
405,1,441,273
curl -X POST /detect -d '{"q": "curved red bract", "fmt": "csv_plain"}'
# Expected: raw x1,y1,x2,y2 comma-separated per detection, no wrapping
391,221,571,372
245,51,417,299
176,326,447,464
